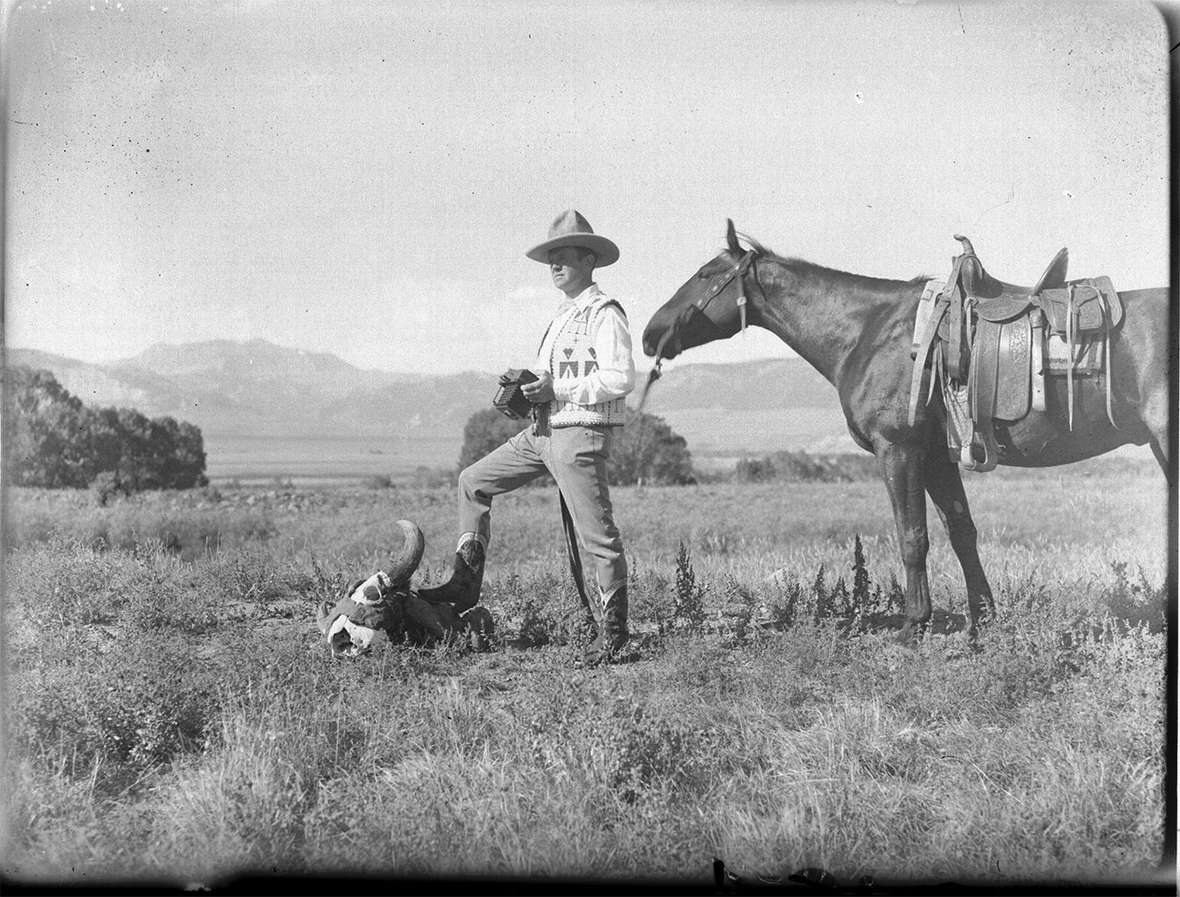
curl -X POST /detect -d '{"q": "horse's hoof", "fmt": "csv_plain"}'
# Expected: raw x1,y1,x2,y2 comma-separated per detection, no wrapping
893,633,917,649
893,619,929,647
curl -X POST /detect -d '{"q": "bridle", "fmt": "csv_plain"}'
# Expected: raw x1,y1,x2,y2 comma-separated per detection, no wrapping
692,248,760,332
639,248,765,411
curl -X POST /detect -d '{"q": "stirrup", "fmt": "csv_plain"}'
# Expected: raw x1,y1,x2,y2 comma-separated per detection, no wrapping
959,443,977,471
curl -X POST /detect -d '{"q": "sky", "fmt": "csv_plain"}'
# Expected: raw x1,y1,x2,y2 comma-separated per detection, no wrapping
3,0,1171,376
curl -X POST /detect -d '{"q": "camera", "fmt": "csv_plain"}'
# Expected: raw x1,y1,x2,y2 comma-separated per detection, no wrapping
492,369,539,420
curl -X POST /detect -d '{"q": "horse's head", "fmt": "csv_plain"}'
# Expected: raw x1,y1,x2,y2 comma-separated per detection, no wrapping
642,219,767,362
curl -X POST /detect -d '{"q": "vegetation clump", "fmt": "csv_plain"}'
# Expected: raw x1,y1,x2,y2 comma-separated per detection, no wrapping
7,366,208,494
1,468,1166,884
734,449,878,483
459,407,696,486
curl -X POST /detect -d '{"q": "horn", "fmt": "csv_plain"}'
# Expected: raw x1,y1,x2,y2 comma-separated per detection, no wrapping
952,233,976,256
381,519,425,587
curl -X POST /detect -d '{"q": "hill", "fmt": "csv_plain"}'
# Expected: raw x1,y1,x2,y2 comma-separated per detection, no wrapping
6,340,858,472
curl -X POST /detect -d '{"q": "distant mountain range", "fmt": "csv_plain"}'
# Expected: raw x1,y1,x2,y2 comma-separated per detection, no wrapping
6,339,856,457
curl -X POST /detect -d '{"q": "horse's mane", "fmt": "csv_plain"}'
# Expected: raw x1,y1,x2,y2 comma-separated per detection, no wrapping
736,231,930,288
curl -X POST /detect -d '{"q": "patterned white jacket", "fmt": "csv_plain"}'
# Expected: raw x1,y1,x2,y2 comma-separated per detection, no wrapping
535,283,635,428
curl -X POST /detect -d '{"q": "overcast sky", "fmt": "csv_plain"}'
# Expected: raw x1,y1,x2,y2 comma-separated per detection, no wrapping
4,0,1170,375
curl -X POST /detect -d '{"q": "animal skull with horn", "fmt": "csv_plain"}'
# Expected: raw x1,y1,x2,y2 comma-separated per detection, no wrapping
315,520,494,656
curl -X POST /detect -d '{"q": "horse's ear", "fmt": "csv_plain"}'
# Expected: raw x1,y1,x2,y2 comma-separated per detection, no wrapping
726,219,741,254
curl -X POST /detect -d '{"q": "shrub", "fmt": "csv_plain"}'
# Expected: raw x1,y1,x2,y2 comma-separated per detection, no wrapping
11,637,221,793
608,410,696,486
733,450,877,483
5,366,208,492
590,700,723,804
89,471,132,507
1102,562,1165,633
456,408,696,486
484,571,585,648
409,465,456,489
458,409,530,470
761,539,903,637
672,540,706,633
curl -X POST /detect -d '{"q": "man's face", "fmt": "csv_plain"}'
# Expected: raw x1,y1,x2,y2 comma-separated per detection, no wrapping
548,246,596,297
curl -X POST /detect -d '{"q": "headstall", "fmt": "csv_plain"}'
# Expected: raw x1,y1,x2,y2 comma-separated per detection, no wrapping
693,248,759,334
639,248,762,412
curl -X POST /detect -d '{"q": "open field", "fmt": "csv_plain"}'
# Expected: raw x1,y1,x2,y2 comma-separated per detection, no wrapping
202,428,1155,486
202,432,460,482
201,406,862,484
2,459,1170,886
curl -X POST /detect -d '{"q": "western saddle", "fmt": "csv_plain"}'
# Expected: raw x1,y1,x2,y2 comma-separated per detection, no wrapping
908,235,1123,471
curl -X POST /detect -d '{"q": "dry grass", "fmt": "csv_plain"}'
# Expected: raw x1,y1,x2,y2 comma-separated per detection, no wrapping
1,458,1169,886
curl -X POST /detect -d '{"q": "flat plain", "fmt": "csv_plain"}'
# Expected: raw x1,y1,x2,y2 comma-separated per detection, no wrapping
2,455,1169,886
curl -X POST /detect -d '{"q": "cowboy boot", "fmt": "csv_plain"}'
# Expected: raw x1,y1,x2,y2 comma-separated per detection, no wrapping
417,533,486,613
581,586,628,665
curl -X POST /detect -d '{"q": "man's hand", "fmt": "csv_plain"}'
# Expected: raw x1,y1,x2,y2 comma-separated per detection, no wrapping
521,370,555,404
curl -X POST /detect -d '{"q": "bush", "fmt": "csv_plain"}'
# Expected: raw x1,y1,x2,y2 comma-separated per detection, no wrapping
733,450,877,483
5,367,96,487
591,700,721,803
458,409,530,470
11,637,221,793
484,571,585,648
672,540,706,632
90,471,132,506
6,366,209,492
455,407,695,486
609,410,696,486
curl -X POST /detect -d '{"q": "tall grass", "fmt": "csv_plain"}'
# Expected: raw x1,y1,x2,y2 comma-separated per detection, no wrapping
1,465,1168,885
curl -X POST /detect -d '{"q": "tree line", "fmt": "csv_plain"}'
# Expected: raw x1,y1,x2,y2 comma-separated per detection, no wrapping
460,407,696,486
6,366,208,495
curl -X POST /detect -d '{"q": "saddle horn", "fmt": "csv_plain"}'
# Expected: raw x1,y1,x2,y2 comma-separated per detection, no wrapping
952,234,976,257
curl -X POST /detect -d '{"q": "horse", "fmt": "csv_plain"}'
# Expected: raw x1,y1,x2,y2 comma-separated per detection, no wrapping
642,220,1169,643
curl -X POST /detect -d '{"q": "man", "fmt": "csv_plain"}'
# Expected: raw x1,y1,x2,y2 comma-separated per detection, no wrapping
419,209,636,664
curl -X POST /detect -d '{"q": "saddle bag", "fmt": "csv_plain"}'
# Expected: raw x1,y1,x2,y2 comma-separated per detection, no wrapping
1038,276,1122,336
1038,276,1122,376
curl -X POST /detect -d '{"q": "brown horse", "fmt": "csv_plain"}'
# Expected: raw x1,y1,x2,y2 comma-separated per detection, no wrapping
643,220,1170,642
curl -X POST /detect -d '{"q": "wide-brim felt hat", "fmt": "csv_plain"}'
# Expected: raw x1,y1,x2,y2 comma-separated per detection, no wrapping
526,209,619,267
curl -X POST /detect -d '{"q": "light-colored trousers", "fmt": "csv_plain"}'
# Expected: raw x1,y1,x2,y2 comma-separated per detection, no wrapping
457,424,627,597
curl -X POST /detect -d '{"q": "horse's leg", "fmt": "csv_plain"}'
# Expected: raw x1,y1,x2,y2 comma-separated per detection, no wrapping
875,439,931,643
1142,384,1172,483
922,439,995,638
1150,438,1171,483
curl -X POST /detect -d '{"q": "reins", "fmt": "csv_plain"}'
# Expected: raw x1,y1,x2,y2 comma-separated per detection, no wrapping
637,249,762,413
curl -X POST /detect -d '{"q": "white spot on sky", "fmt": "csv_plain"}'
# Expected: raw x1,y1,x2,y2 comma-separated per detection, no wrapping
854,91,864,103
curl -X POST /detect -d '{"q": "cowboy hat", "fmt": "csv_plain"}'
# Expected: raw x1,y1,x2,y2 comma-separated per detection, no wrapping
526,209,619,267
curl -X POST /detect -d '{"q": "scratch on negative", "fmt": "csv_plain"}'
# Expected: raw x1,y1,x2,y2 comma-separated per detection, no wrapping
974,183,1016,225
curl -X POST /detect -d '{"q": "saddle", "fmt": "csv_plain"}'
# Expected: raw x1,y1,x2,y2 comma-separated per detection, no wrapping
908,235,1123,472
